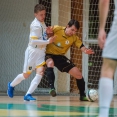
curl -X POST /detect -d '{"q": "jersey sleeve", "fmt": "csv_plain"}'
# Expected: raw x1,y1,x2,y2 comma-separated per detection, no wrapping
74,36,83,48
29,25,49,45
30,25,42,40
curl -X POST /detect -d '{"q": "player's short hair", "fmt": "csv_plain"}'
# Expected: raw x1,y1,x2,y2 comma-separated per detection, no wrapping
67,19,80,30
34,4,46,13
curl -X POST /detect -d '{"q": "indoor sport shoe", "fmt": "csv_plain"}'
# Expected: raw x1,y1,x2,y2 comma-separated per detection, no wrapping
49,89,56,97
7,82,14,98
24,94,36,101
80,96,88,101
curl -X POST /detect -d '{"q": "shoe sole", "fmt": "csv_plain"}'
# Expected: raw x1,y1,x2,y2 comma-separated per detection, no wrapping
50,90,56,97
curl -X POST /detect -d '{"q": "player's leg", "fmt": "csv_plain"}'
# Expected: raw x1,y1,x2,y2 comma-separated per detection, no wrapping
24,65,45,101
54,55,88,101
7,72,32,98
98,24,117,117
24,51,46,101
7,73,30,98
99,58,117,117
45,54,56,97
7,47,33,98
68,67,88,101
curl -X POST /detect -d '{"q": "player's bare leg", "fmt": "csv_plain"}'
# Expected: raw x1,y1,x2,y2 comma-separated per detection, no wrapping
24,66,45,101
99,58,117,117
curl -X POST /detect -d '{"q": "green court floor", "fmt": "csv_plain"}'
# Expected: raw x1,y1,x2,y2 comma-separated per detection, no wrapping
0,103,117,117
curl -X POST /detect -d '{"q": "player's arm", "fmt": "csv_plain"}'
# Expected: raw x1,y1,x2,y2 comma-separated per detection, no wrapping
30,26,55,45
99,0,110,30
80,46,94,54
31,37,56,45
74,36,94,54
46,26,54,38
98,0,110,49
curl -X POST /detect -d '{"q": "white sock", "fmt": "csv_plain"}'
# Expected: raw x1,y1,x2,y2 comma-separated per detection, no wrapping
10,73,25,87
26,74,42,95
99,77,113,117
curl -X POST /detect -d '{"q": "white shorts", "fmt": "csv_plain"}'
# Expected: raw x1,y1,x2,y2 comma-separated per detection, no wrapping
102,24,117,60
23,46,46,74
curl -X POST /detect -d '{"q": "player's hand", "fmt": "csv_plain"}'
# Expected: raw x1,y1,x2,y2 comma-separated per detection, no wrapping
46,26,54,38
48,36,56,43
98,29,106,49
84,48,94,54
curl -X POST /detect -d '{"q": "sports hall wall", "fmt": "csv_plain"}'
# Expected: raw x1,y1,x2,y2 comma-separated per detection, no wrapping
1,0,117,94
0,0,38,92
0,0,76,94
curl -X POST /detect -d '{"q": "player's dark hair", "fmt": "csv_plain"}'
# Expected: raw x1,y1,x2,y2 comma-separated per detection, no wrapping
67,19,80,30
34,4,46,13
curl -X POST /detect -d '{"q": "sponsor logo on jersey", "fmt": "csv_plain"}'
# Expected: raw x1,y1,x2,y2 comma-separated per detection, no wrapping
43,32,48,40
57,43,61,47
29,66,32,70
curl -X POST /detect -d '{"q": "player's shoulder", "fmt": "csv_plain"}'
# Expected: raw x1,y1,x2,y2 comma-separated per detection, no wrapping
53,25,65,29
53,25,65,33
72,34,80,41
31,18,41,27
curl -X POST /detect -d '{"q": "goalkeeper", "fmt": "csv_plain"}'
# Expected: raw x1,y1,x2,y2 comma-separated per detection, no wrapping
45,19,94,101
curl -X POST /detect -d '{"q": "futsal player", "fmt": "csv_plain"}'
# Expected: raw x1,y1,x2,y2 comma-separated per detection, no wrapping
98,0,117,116
45,19,94,101
7,4,56,101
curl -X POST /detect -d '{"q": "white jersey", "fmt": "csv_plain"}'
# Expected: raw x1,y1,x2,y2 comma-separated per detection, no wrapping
29,18,49,51
102,0,117,59
23,18,49,74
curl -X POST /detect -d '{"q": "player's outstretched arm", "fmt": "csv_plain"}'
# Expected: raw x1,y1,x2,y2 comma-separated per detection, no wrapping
48,36,56,43
81,46,94,54
30,38,50,45
30,36,56,45
46,26,54,38
30,26,55,45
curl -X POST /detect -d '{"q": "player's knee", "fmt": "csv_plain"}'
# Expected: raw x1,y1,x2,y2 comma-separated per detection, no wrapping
38,71,44,76
46,59,54,67
73,71,82,79
23,73,30,79
36,67,45,76
69,68,82,79
76,74,82,79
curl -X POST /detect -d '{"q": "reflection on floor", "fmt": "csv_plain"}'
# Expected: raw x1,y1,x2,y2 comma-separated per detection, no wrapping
0,96,117,117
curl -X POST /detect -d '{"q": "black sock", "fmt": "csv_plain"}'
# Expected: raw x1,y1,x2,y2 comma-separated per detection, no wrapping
76,77,85,97
46,67,55,89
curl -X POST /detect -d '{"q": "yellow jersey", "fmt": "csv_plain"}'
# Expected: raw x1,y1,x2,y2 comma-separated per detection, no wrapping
46,25,83,55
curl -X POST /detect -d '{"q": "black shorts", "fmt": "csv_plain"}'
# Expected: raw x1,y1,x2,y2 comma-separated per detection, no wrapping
45,54,75,73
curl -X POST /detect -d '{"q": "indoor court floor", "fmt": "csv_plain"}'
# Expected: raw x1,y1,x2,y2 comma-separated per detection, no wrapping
0,96,117,117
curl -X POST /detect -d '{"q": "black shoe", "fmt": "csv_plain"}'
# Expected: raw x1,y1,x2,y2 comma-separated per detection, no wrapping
49,89,56,97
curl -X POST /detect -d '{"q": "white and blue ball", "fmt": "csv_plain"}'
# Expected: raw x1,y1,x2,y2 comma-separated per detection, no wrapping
86,89,98,102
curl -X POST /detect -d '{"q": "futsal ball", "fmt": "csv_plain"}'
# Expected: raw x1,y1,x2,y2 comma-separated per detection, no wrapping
86,89,98,102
